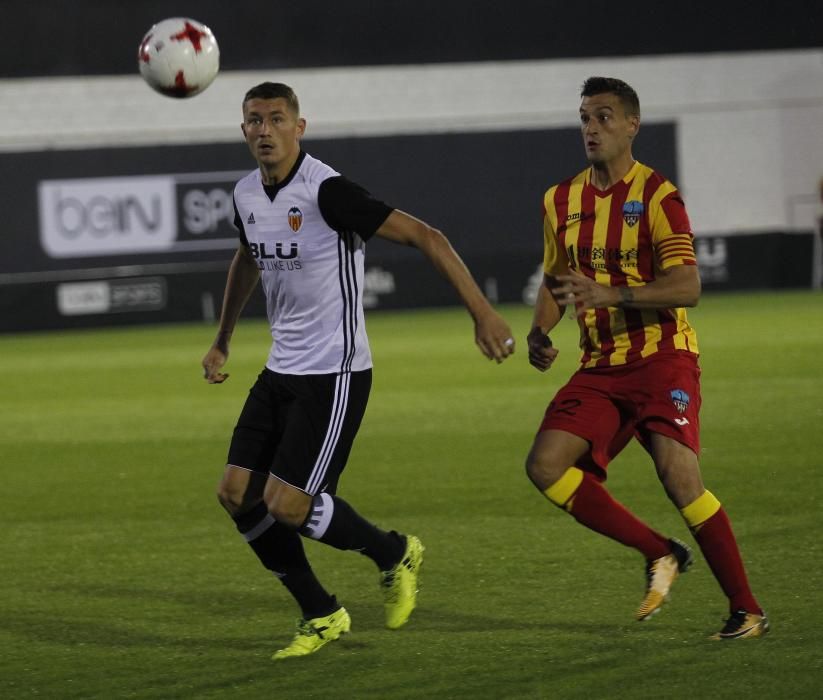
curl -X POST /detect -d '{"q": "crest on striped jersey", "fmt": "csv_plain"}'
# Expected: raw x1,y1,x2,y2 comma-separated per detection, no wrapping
623,200,644,227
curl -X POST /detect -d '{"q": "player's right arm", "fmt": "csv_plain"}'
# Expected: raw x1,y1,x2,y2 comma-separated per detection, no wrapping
202,244,260,384
528,191,565,372
528,276,562,372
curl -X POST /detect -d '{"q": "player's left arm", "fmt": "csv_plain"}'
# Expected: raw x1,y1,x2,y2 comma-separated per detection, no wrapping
376,209,514,363
553,189,701,313
554,263,700,312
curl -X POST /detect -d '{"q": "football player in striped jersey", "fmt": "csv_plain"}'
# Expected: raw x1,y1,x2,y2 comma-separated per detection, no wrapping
525,77,767,641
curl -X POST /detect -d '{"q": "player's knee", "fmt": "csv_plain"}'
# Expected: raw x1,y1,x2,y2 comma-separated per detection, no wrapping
216,481,244,515
216,472,253,515
264,502,305,529
524,449,543,485
525,448,567,491
263,492,310,529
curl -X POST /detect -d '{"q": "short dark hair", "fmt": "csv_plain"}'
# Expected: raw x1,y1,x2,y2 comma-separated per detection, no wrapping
242,82,300,115
580,77,640,118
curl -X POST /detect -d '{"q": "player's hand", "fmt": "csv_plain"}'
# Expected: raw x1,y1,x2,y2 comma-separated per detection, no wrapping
552,268,619,316
202,343,230,384
474,310,515,364
527,327,558,372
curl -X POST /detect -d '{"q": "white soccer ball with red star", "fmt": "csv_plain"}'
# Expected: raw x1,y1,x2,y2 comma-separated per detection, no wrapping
138,18,220,98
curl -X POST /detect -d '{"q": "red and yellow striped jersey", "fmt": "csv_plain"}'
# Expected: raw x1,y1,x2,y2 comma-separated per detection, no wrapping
542,161,699,368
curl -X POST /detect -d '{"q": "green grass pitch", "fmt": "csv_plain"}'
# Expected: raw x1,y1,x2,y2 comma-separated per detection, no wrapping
1,290,821,699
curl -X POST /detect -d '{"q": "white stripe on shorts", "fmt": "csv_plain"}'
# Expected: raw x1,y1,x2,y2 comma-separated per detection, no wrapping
306,372,350,495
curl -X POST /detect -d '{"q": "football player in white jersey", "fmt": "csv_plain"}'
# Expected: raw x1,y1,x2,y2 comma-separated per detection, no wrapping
202,82,514,659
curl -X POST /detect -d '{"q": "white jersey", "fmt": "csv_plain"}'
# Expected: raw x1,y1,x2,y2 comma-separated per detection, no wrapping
232,152,393,375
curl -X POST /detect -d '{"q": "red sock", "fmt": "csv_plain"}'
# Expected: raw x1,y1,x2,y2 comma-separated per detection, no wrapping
692,508,761,614
568,473,670,560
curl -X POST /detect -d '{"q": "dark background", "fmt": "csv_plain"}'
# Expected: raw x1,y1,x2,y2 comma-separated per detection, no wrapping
0,124,678,331
0,124,676,275
3,0,821,78
1,1,818,331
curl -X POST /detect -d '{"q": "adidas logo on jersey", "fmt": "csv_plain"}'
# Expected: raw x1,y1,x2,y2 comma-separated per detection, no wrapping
247,212,256,225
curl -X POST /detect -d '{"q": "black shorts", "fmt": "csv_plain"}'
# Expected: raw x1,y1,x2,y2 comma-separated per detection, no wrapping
227,368,372,495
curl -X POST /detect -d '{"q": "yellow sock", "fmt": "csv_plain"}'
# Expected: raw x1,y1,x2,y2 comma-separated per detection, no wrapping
542,467,584,512
680,490,721,531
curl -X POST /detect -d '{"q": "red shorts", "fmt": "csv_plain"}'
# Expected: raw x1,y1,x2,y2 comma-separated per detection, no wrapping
538,351,701,479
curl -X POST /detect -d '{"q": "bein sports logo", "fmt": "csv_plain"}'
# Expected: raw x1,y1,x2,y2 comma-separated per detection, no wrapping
38,176,177,258
56,278,167,316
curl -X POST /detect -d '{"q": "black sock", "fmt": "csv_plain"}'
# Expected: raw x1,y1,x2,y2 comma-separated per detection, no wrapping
300,493,405,571
232,502,338,619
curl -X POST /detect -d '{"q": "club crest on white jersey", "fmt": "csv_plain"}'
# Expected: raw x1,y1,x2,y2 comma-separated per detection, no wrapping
288,206,303,232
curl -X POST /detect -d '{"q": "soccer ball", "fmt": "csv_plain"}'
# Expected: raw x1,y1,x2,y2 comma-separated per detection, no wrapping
138,18,220,98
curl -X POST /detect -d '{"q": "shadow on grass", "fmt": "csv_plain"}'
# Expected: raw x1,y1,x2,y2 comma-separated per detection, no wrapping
6,584,669,652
